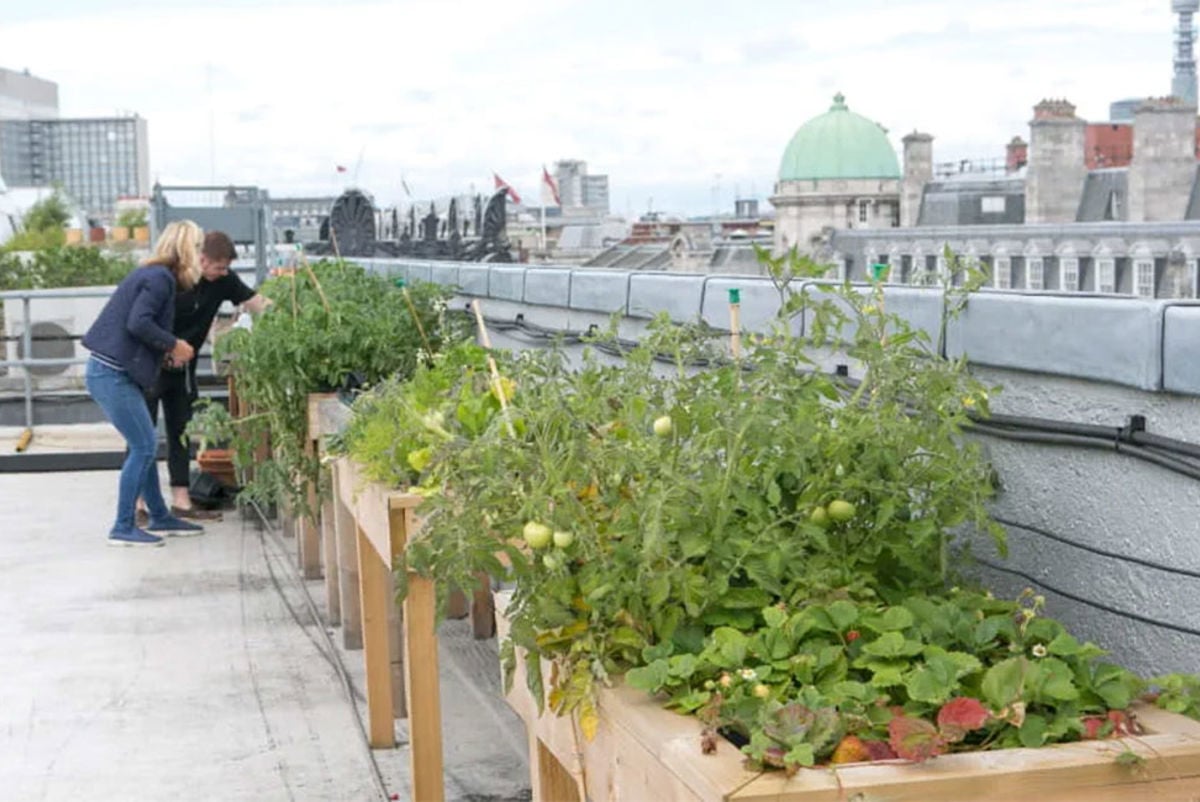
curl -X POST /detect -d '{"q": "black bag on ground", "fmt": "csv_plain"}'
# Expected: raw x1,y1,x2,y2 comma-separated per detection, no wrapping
189,470,230,510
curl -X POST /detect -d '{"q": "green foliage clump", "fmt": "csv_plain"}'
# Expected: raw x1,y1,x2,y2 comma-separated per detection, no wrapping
215,260,467,511
0,246,133,290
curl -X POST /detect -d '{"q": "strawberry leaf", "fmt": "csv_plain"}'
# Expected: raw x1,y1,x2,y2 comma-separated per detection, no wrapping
937,697,991,742
888,715,946,762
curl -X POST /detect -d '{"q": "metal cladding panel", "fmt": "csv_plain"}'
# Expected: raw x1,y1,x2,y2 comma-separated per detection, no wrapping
1163,304,1200,393
456,265,489,296
699,278,782,333
488,267,526,302
946,293,1163,390
429,264,460,288
569,270,630,314
627,274,706,321
524,268,571,307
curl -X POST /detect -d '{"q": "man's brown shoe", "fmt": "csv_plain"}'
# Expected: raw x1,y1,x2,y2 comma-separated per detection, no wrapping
170,505,223,522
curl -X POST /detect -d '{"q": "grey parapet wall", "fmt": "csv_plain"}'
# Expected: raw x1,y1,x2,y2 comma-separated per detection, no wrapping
359,258,1200,676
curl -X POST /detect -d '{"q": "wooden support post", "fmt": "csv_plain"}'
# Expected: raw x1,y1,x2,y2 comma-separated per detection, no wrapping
299,434,322,580
393,500,445,802
321,488,340,626
331,462,362,649
470,572,495,639
446,587,470,619
387,567,407,719
357,521,395,748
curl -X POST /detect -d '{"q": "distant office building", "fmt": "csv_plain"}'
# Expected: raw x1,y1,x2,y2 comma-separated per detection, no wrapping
553,159,610,216
271,196,335,244
0,116,150,218
0,67,58,120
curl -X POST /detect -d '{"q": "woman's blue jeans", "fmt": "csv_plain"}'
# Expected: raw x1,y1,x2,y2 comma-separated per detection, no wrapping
85,358,170,534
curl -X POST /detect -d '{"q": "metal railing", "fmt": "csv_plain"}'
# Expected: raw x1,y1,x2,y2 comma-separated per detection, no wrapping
0,286,115,430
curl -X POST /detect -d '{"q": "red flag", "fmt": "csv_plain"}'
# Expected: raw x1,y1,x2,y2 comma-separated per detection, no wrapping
336,165,347,173
493,172,522,204
542,165,560,206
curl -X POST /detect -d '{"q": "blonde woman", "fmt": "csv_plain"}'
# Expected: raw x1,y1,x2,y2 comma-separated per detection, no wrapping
82,221,206,546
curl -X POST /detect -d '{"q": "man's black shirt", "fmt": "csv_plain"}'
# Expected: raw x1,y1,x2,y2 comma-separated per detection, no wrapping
175,272,256,352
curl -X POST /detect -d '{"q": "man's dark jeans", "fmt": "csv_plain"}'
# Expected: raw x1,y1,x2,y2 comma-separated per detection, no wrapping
145,362,198,488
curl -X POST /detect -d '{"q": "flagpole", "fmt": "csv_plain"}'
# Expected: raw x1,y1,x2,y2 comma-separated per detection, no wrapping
540,201,546,258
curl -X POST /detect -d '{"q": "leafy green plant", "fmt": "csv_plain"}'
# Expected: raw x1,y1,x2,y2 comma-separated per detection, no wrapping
21,189,71,233
183,398,239,452
215,260,466,513
0,246,133,289
115,208,148,230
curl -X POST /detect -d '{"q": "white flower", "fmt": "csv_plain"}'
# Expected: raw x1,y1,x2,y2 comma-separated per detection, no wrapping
739,668,758,681
1031,644,1048,658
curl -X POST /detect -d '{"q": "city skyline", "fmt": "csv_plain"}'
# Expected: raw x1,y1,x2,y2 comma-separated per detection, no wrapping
0,0,1182,216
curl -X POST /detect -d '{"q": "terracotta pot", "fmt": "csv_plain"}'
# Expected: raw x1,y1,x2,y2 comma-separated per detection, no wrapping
197,448,237,488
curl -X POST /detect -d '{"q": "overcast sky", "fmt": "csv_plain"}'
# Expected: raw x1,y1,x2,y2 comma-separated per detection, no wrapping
0,0,1181,215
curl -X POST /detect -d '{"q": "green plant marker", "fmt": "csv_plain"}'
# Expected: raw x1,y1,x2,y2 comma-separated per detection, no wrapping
871,263,889,282
728,288,741,304
394,278,407,289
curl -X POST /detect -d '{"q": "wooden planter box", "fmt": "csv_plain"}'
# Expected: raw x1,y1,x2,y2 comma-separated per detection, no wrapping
495,591,1200,802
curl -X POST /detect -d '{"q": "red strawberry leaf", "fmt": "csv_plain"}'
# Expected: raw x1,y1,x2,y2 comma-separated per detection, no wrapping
888,715,946,763
863,739,898,761
1081,716,1106,740
937,697,991,742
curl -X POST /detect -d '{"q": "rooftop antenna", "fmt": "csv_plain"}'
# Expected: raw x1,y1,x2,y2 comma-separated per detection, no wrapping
352,146,366,187
1173,0,1200,105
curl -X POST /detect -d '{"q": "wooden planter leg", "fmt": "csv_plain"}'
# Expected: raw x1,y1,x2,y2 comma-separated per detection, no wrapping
357,522,395,748
393,503,445,802
321,488,340,626
530,734,581,802
470,572,496,639
446,587,469,619
332,465,361,649
299,437,322,580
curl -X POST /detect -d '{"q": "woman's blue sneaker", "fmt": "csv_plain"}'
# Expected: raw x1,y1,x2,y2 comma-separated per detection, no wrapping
145,515,205,537
108,528,165,547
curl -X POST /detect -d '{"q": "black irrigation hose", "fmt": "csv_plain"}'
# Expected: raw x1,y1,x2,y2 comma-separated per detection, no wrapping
993,515,1200,581
974,556,1200,639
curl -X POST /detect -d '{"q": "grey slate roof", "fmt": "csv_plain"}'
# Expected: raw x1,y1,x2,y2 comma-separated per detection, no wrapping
918,177,1026,226
1077,169,1128,222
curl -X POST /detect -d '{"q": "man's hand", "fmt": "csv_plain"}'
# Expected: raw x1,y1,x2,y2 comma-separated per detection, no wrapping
170,339,195,365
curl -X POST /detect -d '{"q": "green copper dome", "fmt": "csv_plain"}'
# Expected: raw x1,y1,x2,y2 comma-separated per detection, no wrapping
779,93,901,181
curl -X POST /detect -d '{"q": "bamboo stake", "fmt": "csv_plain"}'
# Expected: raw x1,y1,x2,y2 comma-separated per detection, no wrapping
396,279,432,354
727,287,742,360
471,299,516,438
297,249,331,314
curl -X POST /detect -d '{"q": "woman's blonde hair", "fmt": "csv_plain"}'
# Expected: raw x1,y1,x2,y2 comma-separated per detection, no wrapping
142,220,203,290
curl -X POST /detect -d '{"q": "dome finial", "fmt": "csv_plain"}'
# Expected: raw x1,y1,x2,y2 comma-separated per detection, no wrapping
832,92,847,110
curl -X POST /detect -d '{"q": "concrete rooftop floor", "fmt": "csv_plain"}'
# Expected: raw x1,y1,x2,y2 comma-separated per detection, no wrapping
0,468,531,802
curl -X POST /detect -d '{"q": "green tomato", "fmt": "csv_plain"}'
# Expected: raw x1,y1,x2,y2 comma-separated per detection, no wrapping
552,529,574,548
542,553,561,570
652,415,673,437
522,521,552,549
809,506,830,528
827,499,856,523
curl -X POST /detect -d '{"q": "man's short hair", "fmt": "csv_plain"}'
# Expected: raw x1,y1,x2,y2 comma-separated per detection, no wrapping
202,231,237,262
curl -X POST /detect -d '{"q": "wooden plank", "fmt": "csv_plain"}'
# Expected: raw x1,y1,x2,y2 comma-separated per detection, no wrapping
732,728,1200,802
331,460,362,650
532,736,583,802
357,521,395,748
299,431,322,579
395,502,445,802
386,566,407,719
321,488,340,626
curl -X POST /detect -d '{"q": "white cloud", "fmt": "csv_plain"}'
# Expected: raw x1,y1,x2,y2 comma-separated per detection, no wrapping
0,0,1180,214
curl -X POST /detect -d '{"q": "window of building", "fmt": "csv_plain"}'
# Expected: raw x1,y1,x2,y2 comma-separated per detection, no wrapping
1134,259,1155,297
1105,192,1121,221
1026,257,1044,290
995,256,1012,289
1060,257,1079,291
981,196,1006,214
858,200,870,224
1097,258,1116,293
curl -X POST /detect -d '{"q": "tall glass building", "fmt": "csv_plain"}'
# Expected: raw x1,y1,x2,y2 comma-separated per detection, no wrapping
0,116,149,219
